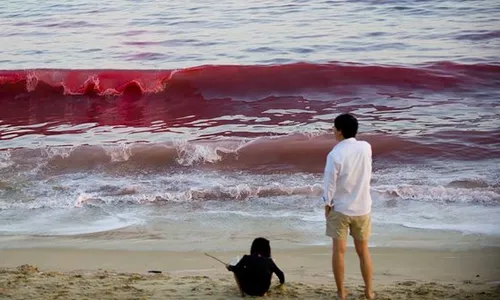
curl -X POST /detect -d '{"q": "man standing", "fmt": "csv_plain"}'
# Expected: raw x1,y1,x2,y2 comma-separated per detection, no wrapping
322,113,374,300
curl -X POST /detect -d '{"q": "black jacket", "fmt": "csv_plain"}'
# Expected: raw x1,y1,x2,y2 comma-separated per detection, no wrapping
227,254,285,296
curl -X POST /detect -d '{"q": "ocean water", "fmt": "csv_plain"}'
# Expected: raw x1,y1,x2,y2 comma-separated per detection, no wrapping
0,0,499,251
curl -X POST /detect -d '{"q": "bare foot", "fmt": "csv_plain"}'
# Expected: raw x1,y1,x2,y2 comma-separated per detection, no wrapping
365,290,375,299
337,289,348,300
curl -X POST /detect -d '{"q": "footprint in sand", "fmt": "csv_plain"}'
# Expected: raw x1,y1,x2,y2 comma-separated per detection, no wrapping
398,280,417,286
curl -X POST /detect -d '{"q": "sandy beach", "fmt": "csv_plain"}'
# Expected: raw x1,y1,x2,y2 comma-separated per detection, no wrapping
1,246,499,299
2,1,500,300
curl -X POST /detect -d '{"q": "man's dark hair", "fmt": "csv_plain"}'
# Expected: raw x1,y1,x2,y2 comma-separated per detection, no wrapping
250,237,271,258
334,113,358,139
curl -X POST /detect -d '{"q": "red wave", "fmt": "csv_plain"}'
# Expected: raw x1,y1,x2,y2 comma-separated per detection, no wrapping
4,133,498,174
0,69,173,97
1,61,498,99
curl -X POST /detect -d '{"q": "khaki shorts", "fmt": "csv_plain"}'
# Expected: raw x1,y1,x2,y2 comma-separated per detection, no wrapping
326,211,371,240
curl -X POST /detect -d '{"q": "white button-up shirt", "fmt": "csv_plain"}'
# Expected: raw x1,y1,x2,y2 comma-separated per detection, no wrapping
322,137,372,216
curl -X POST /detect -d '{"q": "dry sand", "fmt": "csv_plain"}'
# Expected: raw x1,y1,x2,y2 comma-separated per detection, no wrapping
0,246,499,299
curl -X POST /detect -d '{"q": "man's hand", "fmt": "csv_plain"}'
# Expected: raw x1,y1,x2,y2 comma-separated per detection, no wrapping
324,205,332,218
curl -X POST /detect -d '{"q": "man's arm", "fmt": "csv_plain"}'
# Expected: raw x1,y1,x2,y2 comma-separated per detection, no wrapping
322,152,339,210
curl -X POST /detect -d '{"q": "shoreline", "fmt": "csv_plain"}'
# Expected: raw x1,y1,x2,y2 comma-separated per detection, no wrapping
1,228,499,252
2,217,500,253
1,245,499,299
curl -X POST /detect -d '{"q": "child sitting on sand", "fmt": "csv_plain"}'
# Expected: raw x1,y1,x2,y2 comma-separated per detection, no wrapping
226,237,285,297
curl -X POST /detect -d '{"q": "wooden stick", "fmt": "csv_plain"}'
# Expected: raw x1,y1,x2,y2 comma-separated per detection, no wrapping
204,252,227,266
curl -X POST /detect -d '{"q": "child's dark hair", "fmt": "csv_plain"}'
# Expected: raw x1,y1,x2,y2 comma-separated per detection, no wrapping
250,237,271,258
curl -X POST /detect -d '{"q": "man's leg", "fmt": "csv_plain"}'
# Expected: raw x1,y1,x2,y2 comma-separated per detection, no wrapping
327,211,350,299
352,214,374,299
354,239,374,299
332,238,348,299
